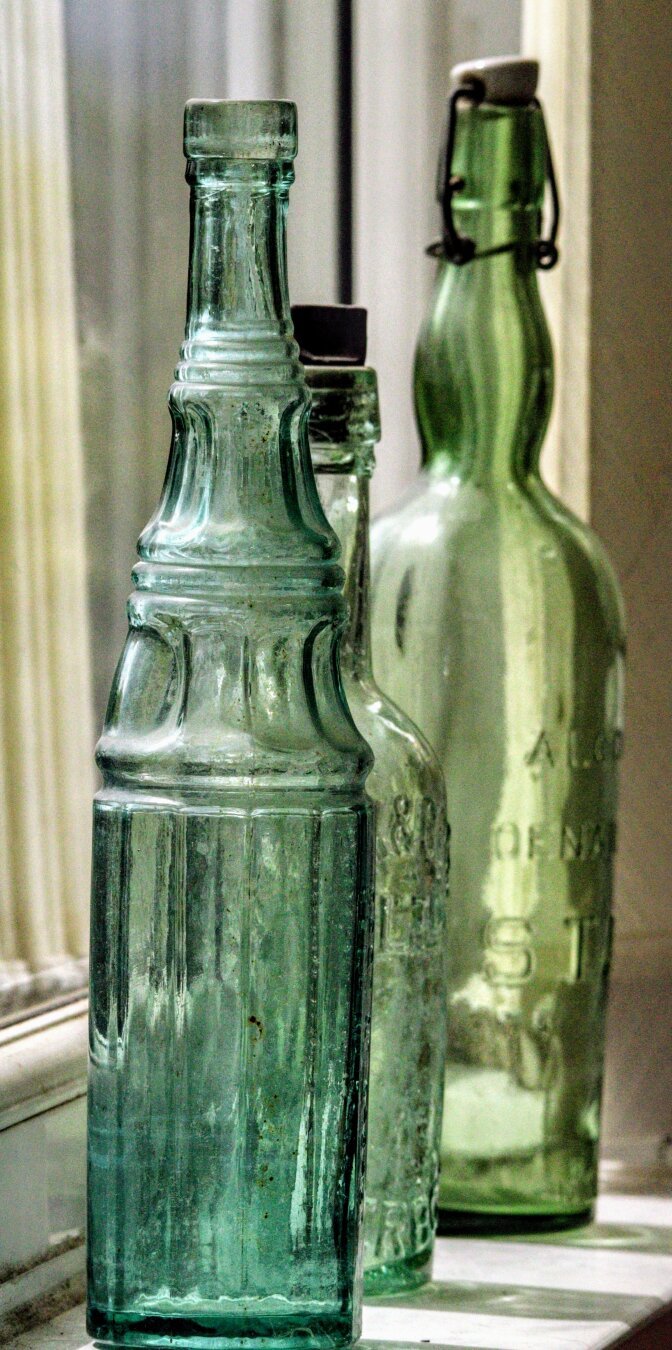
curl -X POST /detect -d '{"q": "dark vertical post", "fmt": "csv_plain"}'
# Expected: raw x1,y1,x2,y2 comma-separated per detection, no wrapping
337,0,353,303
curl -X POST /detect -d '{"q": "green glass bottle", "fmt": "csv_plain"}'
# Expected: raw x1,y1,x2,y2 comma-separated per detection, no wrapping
87,102,374,1349
370,59,625,1232
293,306,448,1293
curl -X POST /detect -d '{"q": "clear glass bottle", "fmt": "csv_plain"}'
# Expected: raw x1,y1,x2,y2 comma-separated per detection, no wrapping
87,102,375,1349
370,60,626,1232
293,305,448,1293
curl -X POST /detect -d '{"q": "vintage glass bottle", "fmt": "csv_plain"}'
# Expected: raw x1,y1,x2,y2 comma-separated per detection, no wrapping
370,59,626,1231
293,305,448,1292
87,102,374,1349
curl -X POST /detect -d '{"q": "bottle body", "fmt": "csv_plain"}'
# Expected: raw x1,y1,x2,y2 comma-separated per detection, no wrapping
88,604,373,1346
370,93,625,1229
303,357,448,1295
87,104,374,1348
345,677,447,1288
89,792,371,1348
372,468,624,1225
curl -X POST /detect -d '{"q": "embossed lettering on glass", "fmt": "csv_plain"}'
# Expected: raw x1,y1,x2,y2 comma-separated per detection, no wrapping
294,305,448,1293
87,102,374,1348
370,60,626,1232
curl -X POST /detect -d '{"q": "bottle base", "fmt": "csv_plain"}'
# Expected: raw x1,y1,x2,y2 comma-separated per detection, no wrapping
437,1205,594,1237
88,1305,355,1350
363,1245,433,1298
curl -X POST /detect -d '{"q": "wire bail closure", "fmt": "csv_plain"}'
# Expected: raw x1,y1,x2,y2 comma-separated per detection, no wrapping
427,79,560,269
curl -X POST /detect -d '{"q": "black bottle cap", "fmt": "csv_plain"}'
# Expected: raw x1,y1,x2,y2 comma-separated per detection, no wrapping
291,305,367,366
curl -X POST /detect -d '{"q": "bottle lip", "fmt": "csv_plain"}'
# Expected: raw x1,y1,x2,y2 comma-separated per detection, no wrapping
184,100,298,161
303,364,378,396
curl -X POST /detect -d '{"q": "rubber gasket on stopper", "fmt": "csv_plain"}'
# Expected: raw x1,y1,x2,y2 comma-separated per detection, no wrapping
184,100,298,161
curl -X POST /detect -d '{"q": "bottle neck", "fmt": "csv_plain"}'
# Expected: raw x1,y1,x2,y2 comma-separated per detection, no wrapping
306,368,380,682
315,463,373,682
138,157,334,573
416,102,553,484
182,159,292,363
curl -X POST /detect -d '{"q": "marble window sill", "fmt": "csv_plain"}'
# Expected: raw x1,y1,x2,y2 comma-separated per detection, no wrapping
12,1194,672,1350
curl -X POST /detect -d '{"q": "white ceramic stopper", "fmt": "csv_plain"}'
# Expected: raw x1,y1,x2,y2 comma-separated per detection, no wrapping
451,56,539,105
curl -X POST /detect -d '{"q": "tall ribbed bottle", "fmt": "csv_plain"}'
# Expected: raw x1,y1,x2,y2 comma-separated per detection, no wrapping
293,306,448,1293
371,59,625,1232
87,102,374,1349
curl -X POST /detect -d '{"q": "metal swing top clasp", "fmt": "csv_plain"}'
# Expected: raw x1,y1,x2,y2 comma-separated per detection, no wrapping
428,77,560,270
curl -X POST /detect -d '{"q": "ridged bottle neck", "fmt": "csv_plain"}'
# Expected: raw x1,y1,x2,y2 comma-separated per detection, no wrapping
180,159,296,383
137,155,338,581
417,102,554,484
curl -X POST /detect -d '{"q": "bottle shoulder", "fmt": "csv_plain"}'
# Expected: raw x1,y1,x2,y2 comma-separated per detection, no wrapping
96,595,373,794
525,478,626,638
341,673,446,809
371,469,626,644
341,674,448,910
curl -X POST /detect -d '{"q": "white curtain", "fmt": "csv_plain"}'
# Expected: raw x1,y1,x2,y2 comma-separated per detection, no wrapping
0,0,94,1007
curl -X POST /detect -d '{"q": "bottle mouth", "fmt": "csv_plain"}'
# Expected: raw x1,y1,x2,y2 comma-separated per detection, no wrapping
291,305,381,468
184,100,298,161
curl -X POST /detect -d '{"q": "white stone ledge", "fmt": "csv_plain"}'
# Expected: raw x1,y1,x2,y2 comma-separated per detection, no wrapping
0,1000,87,1133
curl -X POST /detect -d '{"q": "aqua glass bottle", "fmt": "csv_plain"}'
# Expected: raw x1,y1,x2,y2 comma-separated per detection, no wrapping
293,305,448,1293
370,59,625,1232
87,102,374,1349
